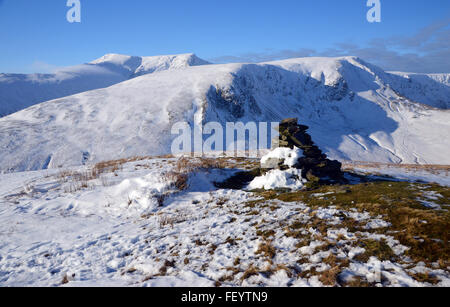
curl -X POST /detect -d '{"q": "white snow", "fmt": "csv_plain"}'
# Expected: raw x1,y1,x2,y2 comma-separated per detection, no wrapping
0,53,209,117
345,164,450,187
249,146,306,190
248,169,306,190
0,52,449,288
0,55,449,172
260,147,303,167
364,219,392,230
0,157,448,287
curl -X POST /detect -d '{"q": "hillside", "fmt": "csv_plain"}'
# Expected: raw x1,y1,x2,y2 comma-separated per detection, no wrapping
0,56,449,172
0,53,209,117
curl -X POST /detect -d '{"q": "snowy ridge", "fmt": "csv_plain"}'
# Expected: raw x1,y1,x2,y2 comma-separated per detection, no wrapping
0,53,209,117
90,53,210,77
0,56,449,171
387,71,450,109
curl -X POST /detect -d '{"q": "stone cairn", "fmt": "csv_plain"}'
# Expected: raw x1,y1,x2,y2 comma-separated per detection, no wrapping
264,118,345,184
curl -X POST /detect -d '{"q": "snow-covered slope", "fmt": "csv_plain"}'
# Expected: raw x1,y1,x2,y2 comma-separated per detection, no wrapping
0,157,448,286
0,53,209,117
387,71,450,109
0,56,449,172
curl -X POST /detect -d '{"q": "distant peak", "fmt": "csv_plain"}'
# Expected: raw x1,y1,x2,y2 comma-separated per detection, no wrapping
180,53,210,65
91,53,209,66
90,53,135,64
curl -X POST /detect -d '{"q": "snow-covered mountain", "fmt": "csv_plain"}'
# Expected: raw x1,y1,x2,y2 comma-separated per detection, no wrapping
386,71,450,109
0,53,209,117
0,56,449,172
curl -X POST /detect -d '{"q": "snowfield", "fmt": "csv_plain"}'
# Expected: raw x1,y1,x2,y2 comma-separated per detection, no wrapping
0,157,448,287
0,55,449,172
0,53,209,117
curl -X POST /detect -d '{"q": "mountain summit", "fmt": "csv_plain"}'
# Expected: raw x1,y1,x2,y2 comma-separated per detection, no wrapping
90,53,210,77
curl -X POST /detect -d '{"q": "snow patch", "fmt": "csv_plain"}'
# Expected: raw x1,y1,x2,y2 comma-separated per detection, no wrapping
261,147,303,167
248,169,306,190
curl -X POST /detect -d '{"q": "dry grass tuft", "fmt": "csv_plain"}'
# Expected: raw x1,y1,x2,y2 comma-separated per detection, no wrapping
409,272,440,285
175,157,228,173
354,239,396,262
319,266,341,286
159,260,175,276
159,211,190,228
162,171,189,191
240,265,260,282
61,274,69,285
160,157,230,192
256,241,276,259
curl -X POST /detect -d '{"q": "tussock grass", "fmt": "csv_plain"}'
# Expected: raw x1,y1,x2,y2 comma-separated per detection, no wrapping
161,157,233,192
175,157,228,173
354,239,396,262
256,229,276,240
319,266,341,286
240,265,260,281
162,171,189,191
256,181,449,266
409,272,440,285
255,241,276,259
158,211,190,228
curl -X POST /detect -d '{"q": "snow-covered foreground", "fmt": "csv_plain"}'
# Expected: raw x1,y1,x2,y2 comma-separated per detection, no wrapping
0,157,448,287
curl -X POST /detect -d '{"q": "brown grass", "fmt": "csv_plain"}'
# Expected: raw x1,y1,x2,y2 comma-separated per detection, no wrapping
162,171,189,191
175,157,228,173
209,244,218,255
93,159,126,175
58,155,177,188
160,157,230,192
159,211,190,228
58,169,98,184
159,260,175,276
256,229,276,240
354,239,396,262
240,265,260,281
233,257,240,266
409,272,440,285
319,266,341,286
255,241,276,259
61,274,70,285
342,161,450,172
262,181,449,265
343,276,373,287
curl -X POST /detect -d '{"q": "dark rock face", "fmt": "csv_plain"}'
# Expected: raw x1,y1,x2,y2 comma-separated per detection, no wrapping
276,118,345,183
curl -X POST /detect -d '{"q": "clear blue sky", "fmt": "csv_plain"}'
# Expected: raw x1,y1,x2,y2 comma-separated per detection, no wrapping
0,0,449,73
